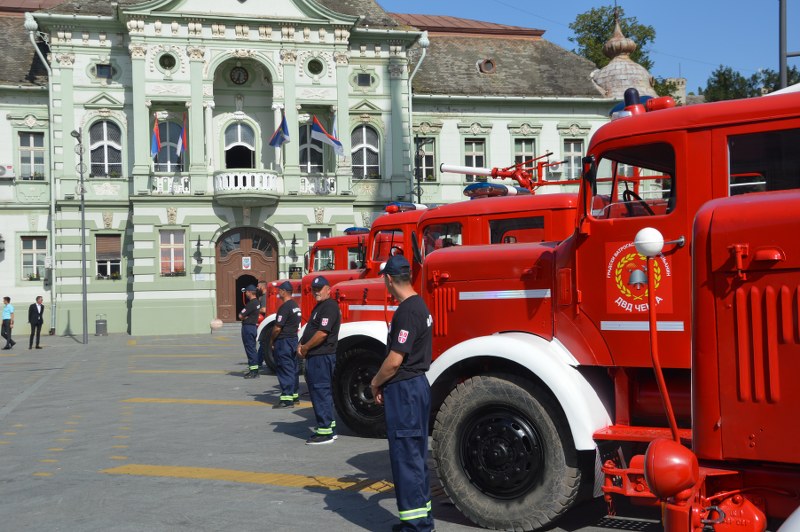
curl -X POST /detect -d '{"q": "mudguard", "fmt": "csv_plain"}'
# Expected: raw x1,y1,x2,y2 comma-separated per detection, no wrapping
427,332,611,451
337,320,389,346
256,313,277,339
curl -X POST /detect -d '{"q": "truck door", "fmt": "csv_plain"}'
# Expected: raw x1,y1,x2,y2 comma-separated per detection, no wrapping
575,136,693,368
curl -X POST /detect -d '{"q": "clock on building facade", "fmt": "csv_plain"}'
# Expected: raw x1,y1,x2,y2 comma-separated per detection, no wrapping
230,66,248,84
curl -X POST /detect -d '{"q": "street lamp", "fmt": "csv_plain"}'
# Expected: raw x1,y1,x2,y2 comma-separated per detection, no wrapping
71,129,89,344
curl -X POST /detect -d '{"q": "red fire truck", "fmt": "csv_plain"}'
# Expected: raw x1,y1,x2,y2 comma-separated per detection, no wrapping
407,89,800,531
333,189,578,436
258,228,367,369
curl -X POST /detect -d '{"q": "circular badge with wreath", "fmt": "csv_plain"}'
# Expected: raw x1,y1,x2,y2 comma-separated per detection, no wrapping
613,252,661,301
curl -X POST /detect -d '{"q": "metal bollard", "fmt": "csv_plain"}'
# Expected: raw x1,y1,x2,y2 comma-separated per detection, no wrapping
95,314,108,336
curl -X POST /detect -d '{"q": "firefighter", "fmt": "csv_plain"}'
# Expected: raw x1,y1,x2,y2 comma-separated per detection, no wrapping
297,276,341,445
270,281,301,408
370,255,435,531
239,285,261,379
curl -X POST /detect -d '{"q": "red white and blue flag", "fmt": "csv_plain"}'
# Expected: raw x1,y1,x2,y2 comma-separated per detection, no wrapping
176,113,187,158
269,112,290,148
150,113,161,159
311,115,344,156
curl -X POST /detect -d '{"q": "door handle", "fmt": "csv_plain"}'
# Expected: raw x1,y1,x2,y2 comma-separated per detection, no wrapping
753,247,785,262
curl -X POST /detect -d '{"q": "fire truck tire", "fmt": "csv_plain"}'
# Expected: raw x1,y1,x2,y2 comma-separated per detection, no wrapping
259,324,276,372
333,347,387,438
432,375,580,531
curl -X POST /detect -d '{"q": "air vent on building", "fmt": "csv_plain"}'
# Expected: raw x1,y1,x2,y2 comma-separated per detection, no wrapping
478,59,496,74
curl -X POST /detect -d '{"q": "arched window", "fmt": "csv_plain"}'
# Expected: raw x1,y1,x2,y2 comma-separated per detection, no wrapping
89,120,123,177
224,123,255,169
351,125,380,179
154,120,184,173
299,123,323,174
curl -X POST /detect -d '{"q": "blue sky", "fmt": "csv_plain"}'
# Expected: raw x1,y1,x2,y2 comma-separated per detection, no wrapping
378,0,800,94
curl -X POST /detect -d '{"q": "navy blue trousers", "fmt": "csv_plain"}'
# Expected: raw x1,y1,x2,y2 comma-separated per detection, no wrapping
384,375,434,531
241,324,259,371
274,337,298,401
305,354,336,434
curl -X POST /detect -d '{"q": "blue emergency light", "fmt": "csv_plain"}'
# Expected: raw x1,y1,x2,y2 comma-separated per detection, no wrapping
463,182,529,199
343,227,370,235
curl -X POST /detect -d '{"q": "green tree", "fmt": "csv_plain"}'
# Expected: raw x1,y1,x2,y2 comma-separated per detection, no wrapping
569,5,656,71
758,66,800,93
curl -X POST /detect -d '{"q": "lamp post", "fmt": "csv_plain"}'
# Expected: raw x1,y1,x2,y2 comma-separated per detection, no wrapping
71,129,89,344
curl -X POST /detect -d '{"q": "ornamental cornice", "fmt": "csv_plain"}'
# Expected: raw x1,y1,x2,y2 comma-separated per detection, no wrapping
388,63,405,79
507,121,543,136
231,49,256,58
413,120,443,135
333,27,350,43
186,45,206,61
81,109,127,128
280,49,297,64
556,122,591,137
457,121,492,135
334,52,349,66
6,113,49,128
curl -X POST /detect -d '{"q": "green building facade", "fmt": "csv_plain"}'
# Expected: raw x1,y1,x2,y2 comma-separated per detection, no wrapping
0,0,614,336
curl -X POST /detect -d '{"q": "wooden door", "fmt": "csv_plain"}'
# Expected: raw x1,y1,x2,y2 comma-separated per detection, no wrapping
216,228,277,322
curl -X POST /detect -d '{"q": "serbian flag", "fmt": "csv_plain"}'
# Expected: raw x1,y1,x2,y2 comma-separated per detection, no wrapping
311,115,344,156
176,113,187,158
269,113,290,148
150,114,161,158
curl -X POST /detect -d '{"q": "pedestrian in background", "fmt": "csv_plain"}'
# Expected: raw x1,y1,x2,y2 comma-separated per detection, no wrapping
370,255,435,532
297,276,340,445
28,295,44,350
239,285,261,379
256,280,268,372
271,281,301,408
2,296,15,350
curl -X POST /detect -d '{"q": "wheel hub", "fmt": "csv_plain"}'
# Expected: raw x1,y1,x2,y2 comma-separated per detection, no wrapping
460,407,544,499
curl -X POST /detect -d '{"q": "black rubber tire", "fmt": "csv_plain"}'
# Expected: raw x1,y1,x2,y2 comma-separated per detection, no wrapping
432,375,580,531
332,347,387,438
259,324,276,372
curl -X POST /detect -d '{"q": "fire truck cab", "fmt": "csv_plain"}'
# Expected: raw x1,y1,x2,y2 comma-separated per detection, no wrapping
424,90,800,531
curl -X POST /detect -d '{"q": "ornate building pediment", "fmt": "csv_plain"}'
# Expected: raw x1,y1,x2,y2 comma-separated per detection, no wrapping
507,121,543,137
85,93,124,109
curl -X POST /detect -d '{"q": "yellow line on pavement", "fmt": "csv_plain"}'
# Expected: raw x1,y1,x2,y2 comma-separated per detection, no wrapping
101,464,394,493
129,370,228,375
33,472,53,477
121,397,312,408
0,353,17,357
129,354,227,358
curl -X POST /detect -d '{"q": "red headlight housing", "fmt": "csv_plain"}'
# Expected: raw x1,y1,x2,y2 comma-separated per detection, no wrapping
644,438,699,499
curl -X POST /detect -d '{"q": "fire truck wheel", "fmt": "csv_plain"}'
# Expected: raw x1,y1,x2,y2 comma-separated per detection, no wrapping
259,324,276,372
432,375,580,531
333,347,387,438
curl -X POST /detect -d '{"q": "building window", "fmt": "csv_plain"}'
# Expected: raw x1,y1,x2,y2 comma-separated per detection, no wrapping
563,139,584,180
19,132,45,180
89,120,123,177
94,63,114,81
308,229,331,271
416,139,436,182
21,236,46,281
224,123,255,169
299,124,323,174
155,120,186,173
96,234,121,279
464,138,486,182
514,138,536,167
160,230,185,276
351,125,380,179
357,73,372,87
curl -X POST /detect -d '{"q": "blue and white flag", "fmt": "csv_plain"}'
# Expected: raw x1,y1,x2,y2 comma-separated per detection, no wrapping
311,116,344,156
269,113,290,148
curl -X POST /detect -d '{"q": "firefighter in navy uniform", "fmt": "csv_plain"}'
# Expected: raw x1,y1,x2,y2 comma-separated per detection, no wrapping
270,281,301,408
297,276,341,445
370,255,435,532
239,285,261,379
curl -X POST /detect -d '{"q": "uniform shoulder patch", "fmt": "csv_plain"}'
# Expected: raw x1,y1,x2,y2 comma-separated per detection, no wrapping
398,329,408,344
321,318,329,326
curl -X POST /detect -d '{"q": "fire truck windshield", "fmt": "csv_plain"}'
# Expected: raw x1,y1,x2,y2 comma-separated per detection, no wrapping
422,223,462,255
591,142,675,220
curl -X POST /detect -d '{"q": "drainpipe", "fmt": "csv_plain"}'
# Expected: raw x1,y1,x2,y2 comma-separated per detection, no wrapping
25,12,57,335
407,31,429,199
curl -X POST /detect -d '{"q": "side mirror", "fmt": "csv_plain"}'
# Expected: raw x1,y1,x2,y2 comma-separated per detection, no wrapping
580,155,597,223
303,250,310,273
411,231,423,265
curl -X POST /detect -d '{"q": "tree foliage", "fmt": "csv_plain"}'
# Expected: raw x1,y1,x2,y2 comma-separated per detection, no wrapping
568,5,656,71
702,65,800,101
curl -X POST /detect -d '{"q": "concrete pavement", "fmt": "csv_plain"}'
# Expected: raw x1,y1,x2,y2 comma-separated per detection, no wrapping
0,332,659,531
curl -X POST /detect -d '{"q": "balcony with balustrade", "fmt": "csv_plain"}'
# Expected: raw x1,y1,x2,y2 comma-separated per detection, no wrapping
213,170,283,206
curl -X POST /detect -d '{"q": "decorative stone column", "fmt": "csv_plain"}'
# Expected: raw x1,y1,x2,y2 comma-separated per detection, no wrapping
388,58,408,185
280,49,299,177
334,51,351,188
56,52,77,175
187,45,207,174
129,43,150,184
204,101,215,171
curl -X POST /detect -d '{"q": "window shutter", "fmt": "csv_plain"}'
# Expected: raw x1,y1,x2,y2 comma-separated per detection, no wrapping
96,235,121,261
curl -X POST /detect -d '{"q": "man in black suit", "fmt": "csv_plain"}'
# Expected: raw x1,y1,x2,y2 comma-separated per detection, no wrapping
28,296,44,350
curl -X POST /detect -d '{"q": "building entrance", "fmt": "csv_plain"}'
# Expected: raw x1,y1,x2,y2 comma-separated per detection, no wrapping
215,227,277,322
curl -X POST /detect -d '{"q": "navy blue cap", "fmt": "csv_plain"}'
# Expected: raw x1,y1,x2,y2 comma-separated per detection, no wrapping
311,276,330,289
380,254,411,276
245,284,257,292
277,281,293,292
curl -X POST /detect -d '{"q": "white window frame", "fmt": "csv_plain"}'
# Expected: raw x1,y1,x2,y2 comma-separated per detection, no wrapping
19,132,46,180
299,123,324,174
563,138,584,180
464,138,486,183
155,120,185,173
89,120,123,178
21,236,46,281
351,125,380,179
160,230,185,275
